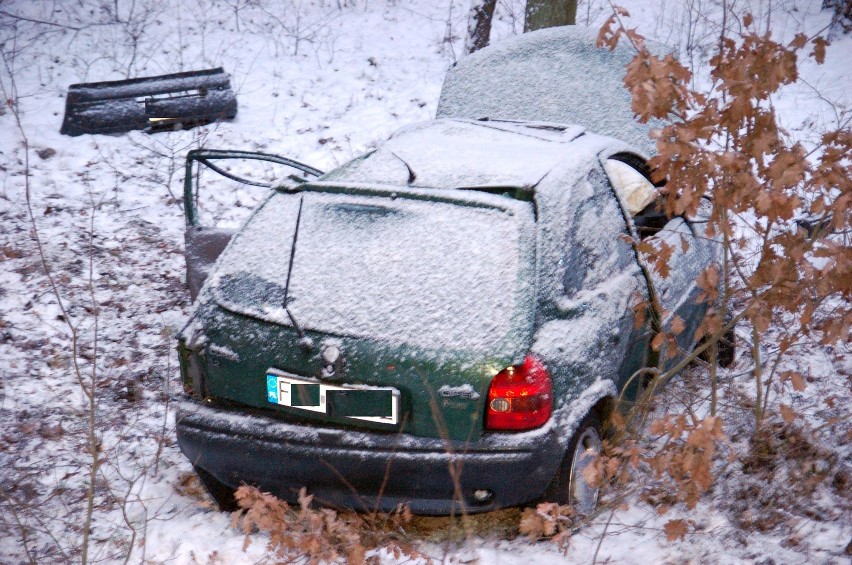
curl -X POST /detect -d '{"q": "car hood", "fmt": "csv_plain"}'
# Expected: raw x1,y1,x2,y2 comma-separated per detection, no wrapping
436,26,668,156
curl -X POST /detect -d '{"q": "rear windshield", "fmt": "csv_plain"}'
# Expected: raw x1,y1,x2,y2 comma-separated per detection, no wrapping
210,190,536,353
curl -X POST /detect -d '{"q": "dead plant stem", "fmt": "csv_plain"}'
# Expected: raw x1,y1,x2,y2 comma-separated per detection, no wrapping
751,324,763,427
5,45,101,562
591,507,617,565
0,489,37,565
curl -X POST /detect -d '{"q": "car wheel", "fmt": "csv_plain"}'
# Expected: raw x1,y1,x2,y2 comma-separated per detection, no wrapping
544,411,603,513
193,465,239,512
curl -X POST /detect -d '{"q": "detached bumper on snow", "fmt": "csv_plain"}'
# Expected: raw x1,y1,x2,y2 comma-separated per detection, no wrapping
60,68,237,136
175,399,563,515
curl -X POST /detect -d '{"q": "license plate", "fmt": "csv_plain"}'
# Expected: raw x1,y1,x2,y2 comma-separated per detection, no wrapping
266,369,399,425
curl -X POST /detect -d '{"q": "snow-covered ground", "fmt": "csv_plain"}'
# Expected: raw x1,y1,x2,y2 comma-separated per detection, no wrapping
0,1,849,563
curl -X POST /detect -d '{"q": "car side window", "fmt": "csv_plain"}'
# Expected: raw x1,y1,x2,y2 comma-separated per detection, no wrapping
633,201,669,239
562,169,635,296
562,201,589,294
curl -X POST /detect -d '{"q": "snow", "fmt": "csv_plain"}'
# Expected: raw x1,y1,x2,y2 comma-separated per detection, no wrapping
1,0,850,564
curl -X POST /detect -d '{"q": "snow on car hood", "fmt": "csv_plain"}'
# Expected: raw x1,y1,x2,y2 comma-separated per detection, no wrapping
208,188,537,355
436,26,668,156
320,118,585,190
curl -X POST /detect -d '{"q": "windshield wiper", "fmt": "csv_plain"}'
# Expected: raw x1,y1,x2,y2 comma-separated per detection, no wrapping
391,151,417,184
282,196,314,352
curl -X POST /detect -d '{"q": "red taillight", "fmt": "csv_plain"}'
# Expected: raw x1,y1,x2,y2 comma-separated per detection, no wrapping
485,355,553,431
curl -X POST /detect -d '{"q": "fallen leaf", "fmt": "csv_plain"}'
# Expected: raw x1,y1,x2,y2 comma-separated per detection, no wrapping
664,518,688,541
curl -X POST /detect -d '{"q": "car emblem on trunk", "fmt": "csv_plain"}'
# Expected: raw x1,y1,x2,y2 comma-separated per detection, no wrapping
320,345,342,380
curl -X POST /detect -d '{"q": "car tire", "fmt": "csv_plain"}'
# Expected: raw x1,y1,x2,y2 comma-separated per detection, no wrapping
193,465,239,512
543,411,603,513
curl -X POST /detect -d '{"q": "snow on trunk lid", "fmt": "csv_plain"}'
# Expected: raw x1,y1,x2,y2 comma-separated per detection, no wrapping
210,189,536,357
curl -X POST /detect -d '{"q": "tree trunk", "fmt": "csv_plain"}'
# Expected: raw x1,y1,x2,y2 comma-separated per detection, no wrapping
524,0,577,32
465,0,498,54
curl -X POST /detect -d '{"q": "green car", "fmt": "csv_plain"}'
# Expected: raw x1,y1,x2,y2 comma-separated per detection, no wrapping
175,28,723,514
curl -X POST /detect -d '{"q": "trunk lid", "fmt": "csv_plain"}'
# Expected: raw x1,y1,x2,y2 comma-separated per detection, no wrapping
199,186,537,440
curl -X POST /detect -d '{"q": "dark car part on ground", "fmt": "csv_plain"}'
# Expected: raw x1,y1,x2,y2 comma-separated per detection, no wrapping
60,68,237,136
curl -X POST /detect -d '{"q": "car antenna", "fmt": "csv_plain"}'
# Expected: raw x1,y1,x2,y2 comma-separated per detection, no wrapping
282,196,314,352
391,152,417,184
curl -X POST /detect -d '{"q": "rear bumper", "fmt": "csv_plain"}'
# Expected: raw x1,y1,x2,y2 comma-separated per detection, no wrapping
175,399,565,515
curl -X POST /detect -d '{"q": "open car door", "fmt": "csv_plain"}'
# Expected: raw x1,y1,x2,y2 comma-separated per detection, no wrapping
183,149,323,300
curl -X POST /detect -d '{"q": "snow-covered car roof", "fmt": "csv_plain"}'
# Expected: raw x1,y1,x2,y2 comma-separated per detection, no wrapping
320,118,590,190
436,26,666,156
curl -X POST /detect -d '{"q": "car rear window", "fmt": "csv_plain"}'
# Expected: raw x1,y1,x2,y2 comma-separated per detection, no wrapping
210,190,536,354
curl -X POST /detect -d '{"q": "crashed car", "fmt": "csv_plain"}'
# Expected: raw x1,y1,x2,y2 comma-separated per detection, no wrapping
175,27,723,514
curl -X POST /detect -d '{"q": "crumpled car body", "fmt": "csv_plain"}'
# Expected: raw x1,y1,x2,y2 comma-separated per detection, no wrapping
175,28,717,515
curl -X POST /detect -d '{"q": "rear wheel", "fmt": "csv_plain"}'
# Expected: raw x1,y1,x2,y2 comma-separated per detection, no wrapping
544,411,603,513
193,465,239,512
